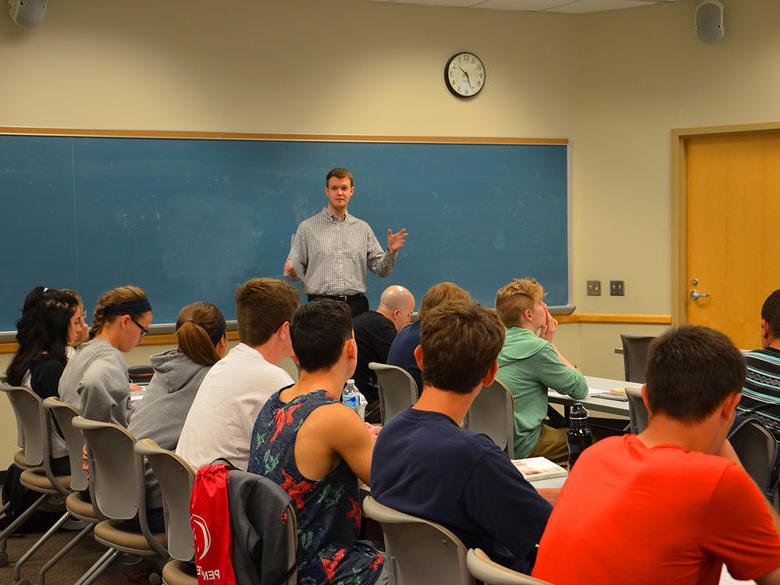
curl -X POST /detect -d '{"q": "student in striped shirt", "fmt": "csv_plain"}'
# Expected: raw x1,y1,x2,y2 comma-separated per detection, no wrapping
738,289,780,429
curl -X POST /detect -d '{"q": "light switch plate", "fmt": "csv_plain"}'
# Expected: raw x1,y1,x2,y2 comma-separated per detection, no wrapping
586,280,601,296
610,280,625,296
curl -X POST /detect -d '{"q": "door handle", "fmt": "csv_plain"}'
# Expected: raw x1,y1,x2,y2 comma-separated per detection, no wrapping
690,289,710,301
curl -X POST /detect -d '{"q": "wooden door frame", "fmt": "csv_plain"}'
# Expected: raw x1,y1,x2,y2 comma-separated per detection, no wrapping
671,121,780,326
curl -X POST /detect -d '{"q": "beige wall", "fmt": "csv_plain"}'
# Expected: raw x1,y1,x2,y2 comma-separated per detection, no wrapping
2,0,777,463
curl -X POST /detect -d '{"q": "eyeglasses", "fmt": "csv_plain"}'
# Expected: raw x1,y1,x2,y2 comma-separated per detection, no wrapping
129,317,149,337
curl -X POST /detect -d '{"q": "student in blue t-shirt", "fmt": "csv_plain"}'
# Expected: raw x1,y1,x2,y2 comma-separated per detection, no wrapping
372,300,554,574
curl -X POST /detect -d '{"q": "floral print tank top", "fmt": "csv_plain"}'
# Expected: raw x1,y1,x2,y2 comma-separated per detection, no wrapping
248,388,384,585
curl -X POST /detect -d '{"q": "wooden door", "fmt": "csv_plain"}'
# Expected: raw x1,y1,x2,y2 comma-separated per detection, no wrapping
686,131,780,349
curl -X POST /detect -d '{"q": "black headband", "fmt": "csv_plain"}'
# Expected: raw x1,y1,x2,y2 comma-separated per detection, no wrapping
103,298,152,316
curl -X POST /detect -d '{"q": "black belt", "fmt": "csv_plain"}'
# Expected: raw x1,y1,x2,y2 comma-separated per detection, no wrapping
308,293,365,303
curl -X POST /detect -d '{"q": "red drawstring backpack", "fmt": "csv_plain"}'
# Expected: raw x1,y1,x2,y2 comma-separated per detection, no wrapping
190,462,237,585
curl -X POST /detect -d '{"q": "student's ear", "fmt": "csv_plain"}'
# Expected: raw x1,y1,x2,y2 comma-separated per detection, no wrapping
762,319,771,343
217,334,228,354
345,337,357,360
641,384,650,413
413,344,423,369
277,321,290,339
481,361,499,386
720,392,741,422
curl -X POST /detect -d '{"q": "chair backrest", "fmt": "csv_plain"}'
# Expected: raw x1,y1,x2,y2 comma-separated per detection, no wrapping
369,362,419,424
43,397,89,491
135,438,196,562
730,419,777,493
363,495,473,585
1,383,48,468
624,386,648,434
464,379,514,457
71,416,143,520
466,548,551,585
620,335,655,383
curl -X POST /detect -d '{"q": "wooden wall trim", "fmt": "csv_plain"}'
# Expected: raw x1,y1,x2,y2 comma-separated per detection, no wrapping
0,127,567,145
0,313,671,354
557,313,671,325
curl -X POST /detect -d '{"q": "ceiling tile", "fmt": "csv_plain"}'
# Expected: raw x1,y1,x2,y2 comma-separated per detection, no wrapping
546,0,661,13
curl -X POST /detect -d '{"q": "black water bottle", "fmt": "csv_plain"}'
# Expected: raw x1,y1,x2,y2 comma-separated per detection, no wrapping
567,402,593,469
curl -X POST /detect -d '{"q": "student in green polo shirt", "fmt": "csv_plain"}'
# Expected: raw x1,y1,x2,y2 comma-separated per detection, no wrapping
495,278,587,465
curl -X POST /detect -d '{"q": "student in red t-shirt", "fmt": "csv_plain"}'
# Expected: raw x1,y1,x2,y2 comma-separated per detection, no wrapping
533,325,780,585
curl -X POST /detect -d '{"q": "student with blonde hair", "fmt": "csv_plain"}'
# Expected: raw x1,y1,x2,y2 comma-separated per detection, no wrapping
128,301,226,532
58,285,152,426
495,277,586,465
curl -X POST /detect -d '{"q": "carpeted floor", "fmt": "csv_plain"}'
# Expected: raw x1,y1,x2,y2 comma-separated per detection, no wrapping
0,528,159,585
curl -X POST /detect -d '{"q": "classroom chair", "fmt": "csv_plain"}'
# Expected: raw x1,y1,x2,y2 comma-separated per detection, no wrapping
466,548,551,585
40,398,106,585
72,416,166,585
368,362,418,424
730,419,778,502
362,495,473,585
0,384,70,576
133,439,197,585
625,386,648,434
464,379,514,457
620,335,655,383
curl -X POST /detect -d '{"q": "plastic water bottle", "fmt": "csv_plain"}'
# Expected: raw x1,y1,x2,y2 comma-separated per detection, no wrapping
567,402,593,469
342,379,367,420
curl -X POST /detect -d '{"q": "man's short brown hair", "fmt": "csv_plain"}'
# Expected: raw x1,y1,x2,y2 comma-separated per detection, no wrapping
495,278,544,328
645,325,746,423
420,300,505,394
235,278,299,346
326,167,354,187
417,282,471,320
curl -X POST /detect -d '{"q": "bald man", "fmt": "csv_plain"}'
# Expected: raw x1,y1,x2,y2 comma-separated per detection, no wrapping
352,285,415,422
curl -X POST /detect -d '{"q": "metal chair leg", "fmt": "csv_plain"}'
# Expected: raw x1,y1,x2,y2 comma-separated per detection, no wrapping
0,493,49,560
73,547,119,585
13,509,71,583
37,520,95,585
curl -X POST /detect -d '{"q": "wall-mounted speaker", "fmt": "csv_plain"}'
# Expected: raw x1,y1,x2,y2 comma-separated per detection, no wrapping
695,0,725,43
8,0,47,28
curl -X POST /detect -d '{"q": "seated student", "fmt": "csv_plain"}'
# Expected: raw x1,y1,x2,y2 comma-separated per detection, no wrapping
128,301,226,532
738,289,780,427
248,299,386,585
58,285,152,426
372,300,552,575
387,281,470,392
495,278,586,465
6,287,82,474
533,325,780,585
353,284,415,421
176,278,299,470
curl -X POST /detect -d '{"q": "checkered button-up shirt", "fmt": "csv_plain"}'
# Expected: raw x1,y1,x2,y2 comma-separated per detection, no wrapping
289,209,396,295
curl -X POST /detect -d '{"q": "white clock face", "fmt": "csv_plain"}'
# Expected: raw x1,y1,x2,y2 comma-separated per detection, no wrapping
446,52,485,98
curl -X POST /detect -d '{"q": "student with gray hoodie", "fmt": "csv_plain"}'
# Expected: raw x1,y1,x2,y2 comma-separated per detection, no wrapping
58,285,153,426
128,301,227,532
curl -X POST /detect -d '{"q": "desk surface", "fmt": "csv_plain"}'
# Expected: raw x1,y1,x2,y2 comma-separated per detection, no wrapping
548,376,641,417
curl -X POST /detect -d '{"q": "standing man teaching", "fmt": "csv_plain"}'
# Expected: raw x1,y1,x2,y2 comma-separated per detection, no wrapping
284,168,408,317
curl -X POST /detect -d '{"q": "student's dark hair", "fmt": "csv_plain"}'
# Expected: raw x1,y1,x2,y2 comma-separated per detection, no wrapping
290,300,353,372
176,302,226,367
6,287,79,387
91,285,149,338
326,167,354,187
235,278,299,346
420,300,505,394
762,289,780,338
645,325,746,423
